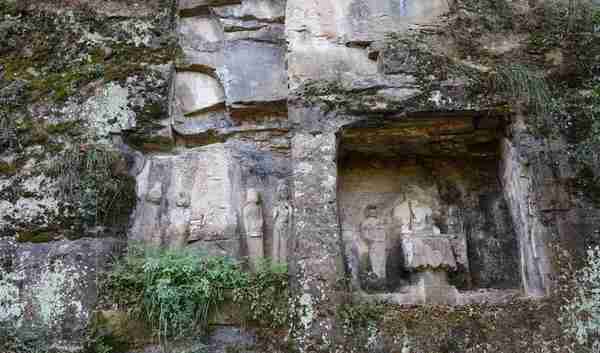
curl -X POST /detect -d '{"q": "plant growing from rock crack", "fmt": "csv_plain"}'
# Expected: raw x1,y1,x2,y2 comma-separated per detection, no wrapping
574,85,600,171
103,245,290,347
496,64,553,120
48,144,134,232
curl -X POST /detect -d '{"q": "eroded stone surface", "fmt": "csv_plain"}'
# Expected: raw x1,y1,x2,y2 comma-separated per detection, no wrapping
175,72,226,115
0,238,121,351
220,40,288,105
130,144,240,256
214,0,286,22
4,0,600,352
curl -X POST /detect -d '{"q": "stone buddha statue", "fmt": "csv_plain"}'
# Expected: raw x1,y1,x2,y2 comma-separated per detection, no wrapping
390,184,460,304
360,205,387,280
391,186,441,236
391,185,456,271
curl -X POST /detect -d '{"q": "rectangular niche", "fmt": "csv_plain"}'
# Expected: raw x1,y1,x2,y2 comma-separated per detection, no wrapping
337,114,521,305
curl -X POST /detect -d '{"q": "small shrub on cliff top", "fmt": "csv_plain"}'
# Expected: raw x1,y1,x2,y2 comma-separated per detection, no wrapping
103,245,289,346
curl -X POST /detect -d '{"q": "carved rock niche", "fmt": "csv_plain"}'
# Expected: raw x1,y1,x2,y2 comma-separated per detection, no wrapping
338,114,521,305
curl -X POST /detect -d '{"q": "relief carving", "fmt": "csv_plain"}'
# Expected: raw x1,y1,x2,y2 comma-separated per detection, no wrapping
272,181,292,264
360,205,387,280
243,188,264,270
146,183,162,204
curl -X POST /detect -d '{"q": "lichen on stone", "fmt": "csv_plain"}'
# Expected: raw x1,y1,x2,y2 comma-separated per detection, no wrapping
35,258,85,330
0,269,24,327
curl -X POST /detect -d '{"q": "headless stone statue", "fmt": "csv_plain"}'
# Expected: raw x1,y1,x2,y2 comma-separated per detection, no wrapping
360,205,387,280
169,192,191,250
243,189,264,270
392,186,456,270
272,182,292,264
392,189,440,236
392,185,459,304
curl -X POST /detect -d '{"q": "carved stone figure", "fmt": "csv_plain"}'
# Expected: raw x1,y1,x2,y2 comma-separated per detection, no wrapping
169,193,191,250
391,187,441,235
360,205,387,280
176,191,191,208
146,183,163,204
272,181,292,264
243,188,264,270
390,187,457,270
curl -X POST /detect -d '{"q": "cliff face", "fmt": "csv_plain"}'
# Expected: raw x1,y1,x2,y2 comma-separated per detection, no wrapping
1,0,599,352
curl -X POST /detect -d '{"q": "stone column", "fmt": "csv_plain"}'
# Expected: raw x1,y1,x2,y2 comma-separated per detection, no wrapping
499,115,553,297
291,128,343,351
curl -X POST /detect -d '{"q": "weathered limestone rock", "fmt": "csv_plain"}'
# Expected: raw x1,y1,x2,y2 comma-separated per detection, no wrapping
285,0,449,89
286,36,378,90
213,0,286,22
6,0,600,351
175,72,226,115
179,0,241,15
0,238,121,351
130,144,240,257
177,14,224,71
500,116,553,297
221,40,288,105
179,15,224,46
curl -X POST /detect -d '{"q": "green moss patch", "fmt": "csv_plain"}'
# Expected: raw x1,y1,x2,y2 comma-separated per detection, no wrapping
0,161,17,176
337,297,568,353
15,229,57,244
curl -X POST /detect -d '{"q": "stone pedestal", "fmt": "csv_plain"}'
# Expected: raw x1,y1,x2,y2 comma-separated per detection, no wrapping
414,271,459,305
402,235,457,270
402,234,460,305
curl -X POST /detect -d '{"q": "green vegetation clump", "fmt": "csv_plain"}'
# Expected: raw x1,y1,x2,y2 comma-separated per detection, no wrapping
102,246,289,347
0,326,51,353
574,86,600,171
0,161,17,176
48,144,136,233
495,64,553,119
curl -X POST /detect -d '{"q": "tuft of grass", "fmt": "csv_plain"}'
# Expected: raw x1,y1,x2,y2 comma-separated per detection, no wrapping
47,144,135,231
102,245,289,348
496,64,553,119
0,161,17,176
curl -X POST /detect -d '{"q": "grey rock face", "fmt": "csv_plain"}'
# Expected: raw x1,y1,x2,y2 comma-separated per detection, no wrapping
500,118,554,297
6,0,600,351
221,40,288,106
0,238,121,351
175,72,226,115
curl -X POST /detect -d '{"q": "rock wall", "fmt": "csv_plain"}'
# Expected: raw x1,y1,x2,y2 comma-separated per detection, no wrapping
1,0,600,352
